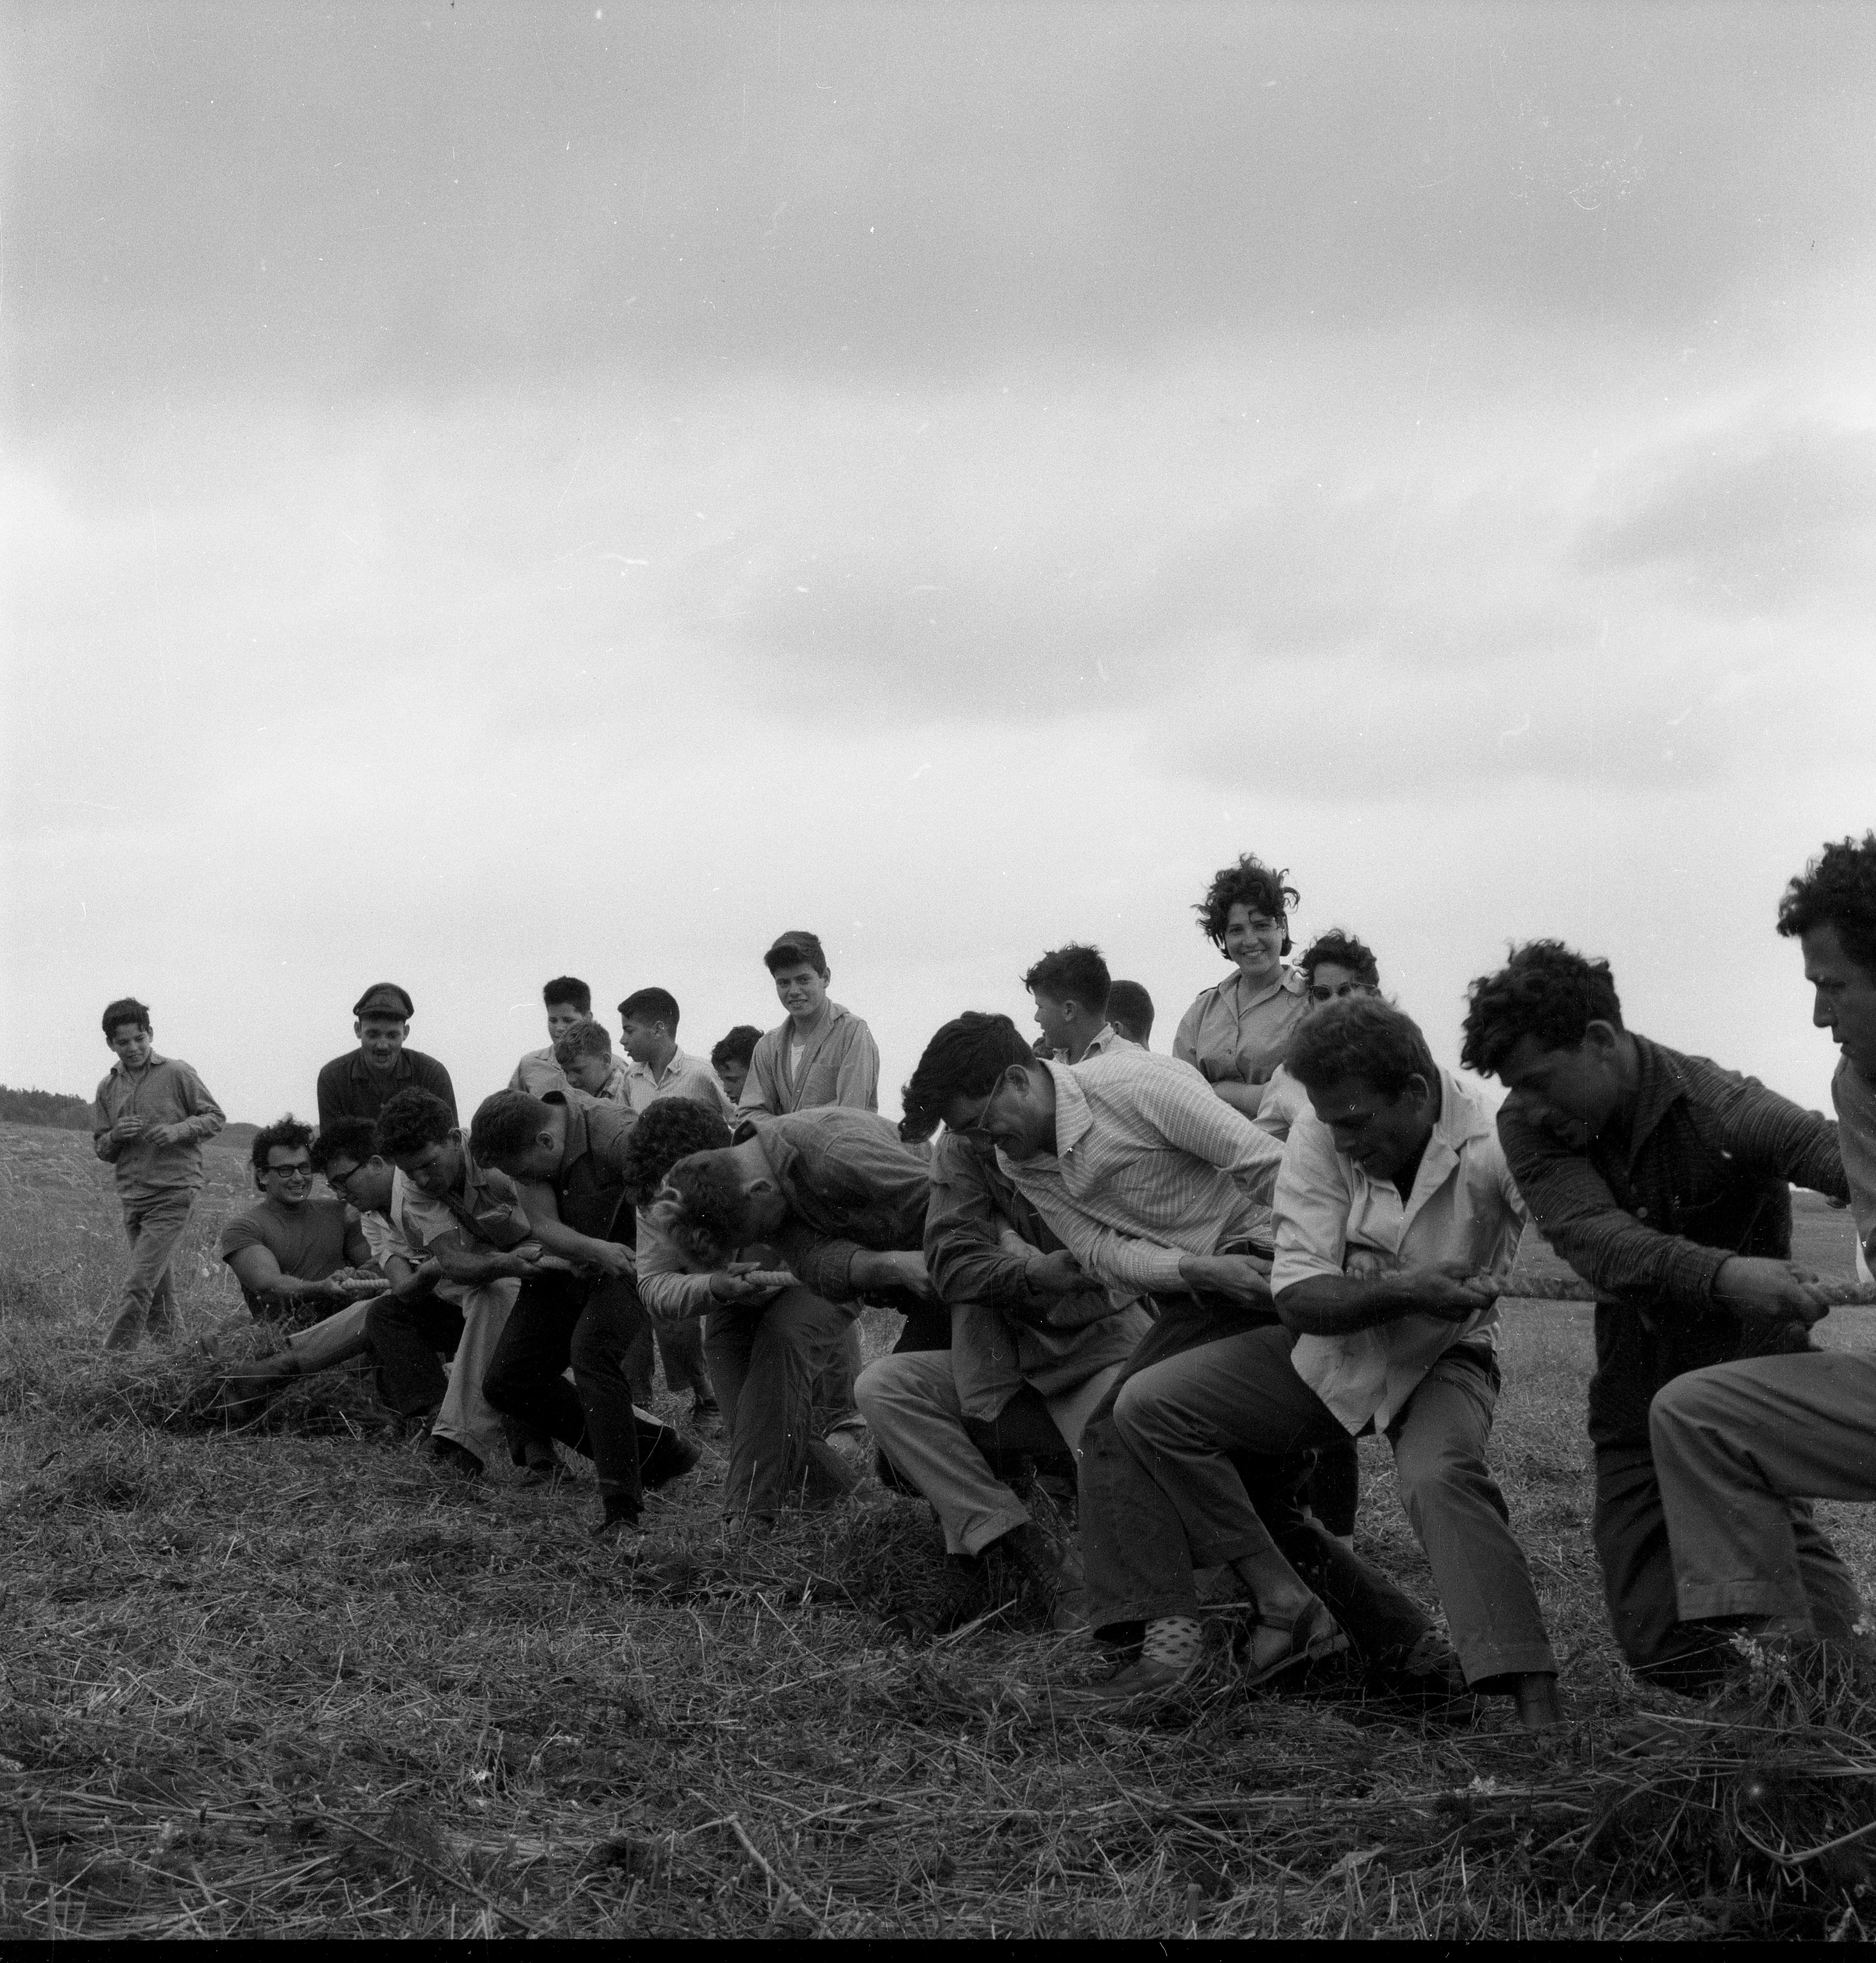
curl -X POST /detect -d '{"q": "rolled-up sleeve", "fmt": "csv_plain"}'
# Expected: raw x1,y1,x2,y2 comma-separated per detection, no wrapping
1270,1115,1353,1294
635,1214,717,1320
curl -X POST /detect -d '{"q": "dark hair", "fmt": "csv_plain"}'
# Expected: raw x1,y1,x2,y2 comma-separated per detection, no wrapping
1022,943,1112,1017
553,1018,611,1065
1287,997,1437,1101
543,976,592,1013
764,932,828,978
469,1092,553,1167
101,996,152,1038
312,1117,378,1173
1459,940,1624,1080
251,1115,315,1177
373,1087,456,1158
900,1011,1036,1143
619,1099,732,1208
1299,930,1380,990
1106,980,1154,1044
619,987,680,1031
655,1152,752,1265
711,1025,763,1071
1194,854,1299,952
1777,834,1876,981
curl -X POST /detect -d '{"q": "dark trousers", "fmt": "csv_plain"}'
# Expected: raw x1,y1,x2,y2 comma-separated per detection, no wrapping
1306,1434,1361,1538
484,1270,681,1522
1079,1293,1431,1661
365,1292,464,1415
705,1286,857,1521
963,1381,1080,1482
618,1288,716,1410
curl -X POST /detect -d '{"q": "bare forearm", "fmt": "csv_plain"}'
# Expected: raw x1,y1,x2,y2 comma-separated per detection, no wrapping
1275,1274,1417,1335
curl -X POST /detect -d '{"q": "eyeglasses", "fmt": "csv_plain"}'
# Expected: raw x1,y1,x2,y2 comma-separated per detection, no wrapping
267,1164,314,1183
324,1163,364,1194
1308,982,1370,1004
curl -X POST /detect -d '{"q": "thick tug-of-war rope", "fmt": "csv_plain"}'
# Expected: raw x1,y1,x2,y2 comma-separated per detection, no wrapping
1486,1274,1876,1308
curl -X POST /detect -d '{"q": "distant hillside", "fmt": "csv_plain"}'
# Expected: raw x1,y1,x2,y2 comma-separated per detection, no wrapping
0,1087,257,1153
0,1086,92,1129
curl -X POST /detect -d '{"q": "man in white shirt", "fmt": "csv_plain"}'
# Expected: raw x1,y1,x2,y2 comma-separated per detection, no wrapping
509,977,595,1099
1110,996,1560,1726
1024,942,1123,1065
619,988,738,1124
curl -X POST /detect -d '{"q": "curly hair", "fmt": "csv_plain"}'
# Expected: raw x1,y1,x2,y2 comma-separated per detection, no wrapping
469,1092,553,1168
619,1099,733,1208
1022,943,1111,1016
312,1116,378,1172
251,1115,315,1178
373,1087,456,1158
1459,940,1623,1080
1299,930,1380,990
900,1011,1036,1143
1193,854,1299,950
710,1025,763,1072
1776,833,1876,980
650,1152,751,1266
1287,996,1436,1100
101,996,152,1039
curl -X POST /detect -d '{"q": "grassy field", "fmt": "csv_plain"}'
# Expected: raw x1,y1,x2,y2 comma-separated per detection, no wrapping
4,1118,1876,1939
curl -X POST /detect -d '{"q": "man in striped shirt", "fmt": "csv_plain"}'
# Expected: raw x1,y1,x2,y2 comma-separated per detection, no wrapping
928,1037,1388,1703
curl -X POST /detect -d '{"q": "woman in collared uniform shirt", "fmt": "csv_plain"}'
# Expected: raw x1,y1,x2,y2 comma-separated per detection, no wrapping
1174,854,1309,1119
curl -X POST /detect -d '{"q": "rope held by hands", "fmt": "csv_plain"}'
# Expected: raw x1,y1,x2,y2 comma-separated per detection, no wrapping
1492,1275,1876,1308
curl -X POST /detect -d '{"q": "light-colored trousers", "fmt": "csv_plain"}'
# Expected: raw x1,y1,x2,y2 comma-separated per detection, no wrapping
1112,1326,1557,1684
1648,1350,1875,1633
854,1348,1125,1557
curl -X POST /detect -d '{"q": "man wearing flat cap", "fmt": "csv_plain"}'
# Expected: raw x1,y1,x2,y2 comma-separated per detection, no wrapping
316,982,459,1131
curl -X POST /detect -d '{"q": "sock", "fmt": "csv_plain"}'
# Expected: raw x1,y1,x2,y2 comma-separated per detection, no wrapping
1141,1616,1205,1672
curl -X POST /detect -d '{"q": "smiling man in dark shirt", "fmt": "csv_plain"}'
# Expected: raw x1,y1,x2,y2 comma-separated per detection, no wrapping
316,983,457,1131
1462,939,1850,1690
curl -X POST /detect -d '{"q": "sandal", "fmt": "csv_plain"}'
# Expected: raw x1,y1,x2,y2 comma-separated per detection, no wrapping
1241,1594,1348,1688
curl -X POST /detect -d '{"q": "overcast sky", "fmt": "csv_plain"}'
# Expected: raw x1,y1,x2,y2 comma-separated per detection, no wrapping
5,1,1873,1125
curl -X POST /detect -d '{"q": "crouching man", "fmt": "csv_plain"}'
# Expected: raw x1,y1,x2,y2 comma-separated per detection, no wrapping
1113,998,1561,1726
1640,839,1876,1664
646,1106,938,1526
468,1091,700,1539
858,1013,1152,1633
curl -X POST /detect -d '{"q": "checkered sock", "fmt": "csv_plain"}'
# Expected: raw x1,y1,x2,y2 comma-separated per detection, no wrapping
1141,1616,1204,1671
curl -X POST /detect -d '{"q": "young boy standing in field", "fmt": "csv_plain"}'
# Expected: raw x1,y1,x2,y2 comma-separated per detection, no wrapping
91,996,226,1351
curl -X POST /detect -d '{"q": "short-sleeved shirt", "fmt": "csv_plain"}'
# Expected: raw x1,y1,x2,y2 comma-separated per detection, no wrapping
315,1047,457,1130
1272,1069,1526,1433
1173,966,1308,1089
219,1197,355,1316
537,1093,637,1240
1252,1063,1312,1142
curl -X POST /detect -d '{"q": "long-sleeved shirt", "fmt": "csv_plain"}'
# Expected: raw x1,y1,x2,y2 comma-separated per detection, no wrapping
1273,1068,1526,1433
926,1132,1150,1417
737,1002,879,1118
316,1047,457,1130
997,1050,1284,1297
91,1053,224,1198
738,1107,930,1302
1497,1032,1847,1449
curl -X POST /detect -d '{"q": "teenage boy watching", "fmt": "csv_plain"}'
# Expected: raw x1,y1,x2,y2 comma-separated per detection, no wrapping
91,996,226,1351
1105,982,1154,1051
1462,939,1851,1692
711,1026,764,1109
555,1018,631,1107
316,983,456,1130
619,988,737,1123
1024,943,1121,1065
512,977,595,1098
737,931,880,1116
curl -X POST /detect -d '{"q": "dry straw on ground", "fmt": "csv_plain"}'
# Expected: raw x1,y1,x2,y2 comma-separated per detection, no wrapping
4,1118,1876,1938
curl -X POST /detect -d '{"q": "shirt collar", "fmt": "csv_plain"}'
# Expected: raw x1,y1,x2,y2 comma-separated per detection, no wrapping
1614,1033,1685,1168
113,1050,168,1078
1044,1059,1095,1158
1219,965,1305,1010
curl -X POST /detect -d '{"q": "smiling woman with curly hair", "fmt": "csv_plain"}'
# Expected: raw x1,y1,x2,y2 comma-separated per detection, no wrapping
1172,852,1309,1121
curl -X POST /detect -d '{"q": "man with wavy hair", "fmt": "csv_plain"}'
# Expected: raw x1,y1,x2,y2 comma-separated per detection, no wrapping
1463,937,1853,1692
